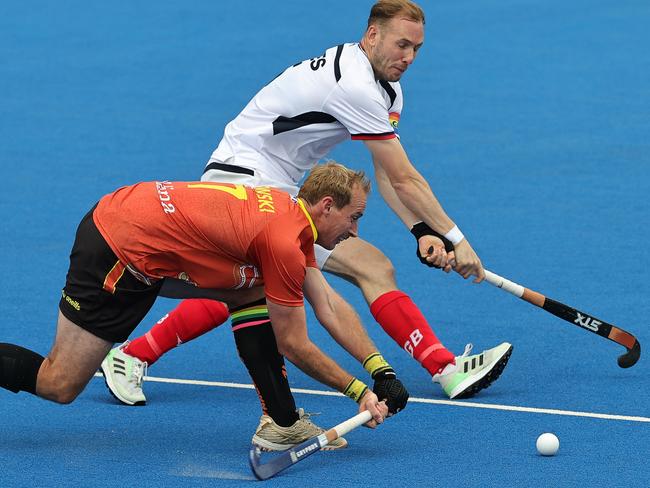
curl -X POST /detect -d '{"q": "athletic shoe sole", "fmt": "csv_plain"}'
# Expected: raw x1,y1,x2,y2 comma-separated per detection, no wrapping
452,344,513,399
100,362,146,406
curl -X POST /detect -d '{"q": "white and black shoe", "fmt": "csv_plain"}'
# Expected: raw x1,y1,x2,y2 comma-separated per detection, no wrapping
433,342,513,399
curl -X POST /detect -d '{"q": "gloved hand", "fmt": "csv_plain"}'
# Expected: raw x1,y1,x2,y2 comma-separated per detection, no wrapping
372,368,409,415
410,221,454,268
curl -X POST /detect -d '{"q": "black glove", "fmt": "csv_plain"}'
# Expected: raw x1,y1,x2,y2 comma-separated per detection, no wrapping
410,221,454,268
372,368,409,414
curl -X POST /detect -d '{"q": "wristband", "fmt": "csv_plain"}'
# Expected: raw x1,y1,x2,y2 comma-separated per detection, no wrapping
343,377,369,403
444,225,465,245
363,352,394,379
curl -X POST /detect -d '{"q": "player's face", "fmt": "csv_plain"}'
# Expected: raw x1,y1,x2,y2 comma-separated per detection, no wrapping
317,186,367,250
370,18,424,82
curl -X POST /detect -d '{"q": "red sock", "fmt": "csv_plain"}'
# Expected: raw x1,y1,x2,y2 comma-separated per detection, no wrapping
370,291,456,375
124,299,229,365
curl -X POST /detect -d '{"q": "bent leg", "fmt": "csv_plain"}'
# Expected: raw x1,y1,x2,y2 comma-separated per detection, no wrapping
37,311,113,403
323,237,397,304
324,238,455,376
0,311,112,404
124,299,230,365
122,286,262,364
231,299,298,427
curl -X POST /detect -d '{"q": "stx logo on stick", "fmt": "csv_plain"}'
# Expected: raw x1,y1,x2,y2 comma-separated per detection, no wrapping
574,313,601,332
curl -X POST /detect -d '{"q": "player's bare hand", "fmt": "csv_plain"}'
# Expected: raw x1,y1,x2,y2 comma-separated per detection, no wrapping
451,240,485,283
443,250,455,273
358,391,388,428
419,236,452,272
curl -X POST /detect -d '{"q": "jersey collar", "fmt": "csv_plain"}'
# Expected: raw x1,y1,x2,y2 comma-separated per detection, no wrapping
356,42,380,81
296,198,318,242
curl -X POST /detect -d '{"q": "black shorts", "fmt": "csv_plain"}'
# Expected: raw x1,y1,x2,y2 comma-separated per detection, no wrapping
59,206,163,343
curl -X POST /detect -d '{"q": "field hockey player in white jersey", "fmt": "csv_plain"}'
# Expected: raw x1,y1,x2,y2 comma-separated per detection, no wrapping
102,0,512,452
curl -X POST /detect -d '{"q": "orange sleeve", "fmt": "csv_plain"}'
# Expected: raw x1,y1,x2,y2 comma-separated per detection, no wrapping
251,223,308,307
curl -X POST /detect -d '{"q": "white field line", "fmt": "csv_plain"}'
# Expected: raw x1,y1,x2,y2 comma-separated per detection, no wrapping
93,373,650,423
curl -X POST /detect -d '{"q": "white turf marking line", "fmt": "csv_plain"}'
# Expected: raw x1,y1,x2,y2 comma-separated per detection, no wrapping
92,373,650,423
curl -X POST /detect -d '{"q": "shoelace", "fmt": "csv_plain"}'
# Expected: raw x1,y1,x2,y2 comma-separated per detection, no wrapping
131,361,148,387
298,409,321,421
294,410,325,436
460,343,473,358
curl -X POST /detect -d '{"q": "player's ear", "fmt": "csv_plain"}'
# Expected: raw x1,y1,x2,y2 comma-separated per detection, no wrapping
365,25,379,46
322,196,334,214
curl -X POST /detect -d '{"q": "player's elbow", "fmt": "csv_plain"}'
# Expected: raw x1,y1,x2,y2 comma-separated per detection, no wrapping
275,336,297,358
276,336,308,363
311,301,337,329
390,173,420,194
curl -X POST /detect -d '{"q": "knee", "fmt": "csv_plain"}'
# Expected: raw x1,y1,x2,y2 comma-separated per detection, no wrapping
352,249,396,285
375,254,396,282
36,364,83,404
39,381,82,404
47,389,80,405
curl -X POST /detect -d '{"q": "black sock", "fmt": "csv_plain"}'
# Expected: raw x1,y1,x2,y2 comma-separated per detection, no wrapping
0,343,45,394
231,300,299,427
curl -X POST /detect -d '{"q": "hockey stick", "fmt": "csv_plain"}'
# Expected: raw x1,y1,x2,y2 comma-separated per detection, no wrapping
249,410,372,480
483,269,641,368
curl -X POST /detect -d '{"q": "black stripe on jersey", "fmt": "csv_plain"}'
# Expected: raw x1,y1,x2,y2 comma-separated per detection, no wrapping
203,162,254,176
350,131,396,140
379,80,397,110
272,112,338,135
334,44,344,82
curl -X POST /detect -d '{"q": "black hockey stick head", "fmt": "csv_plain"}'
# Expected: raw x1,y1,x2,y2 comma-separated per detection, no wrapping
617,339,641,368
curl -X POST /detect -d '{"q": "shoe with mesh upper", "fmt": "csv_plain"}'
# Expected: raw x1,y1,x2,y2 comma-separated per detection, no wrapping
433,342,513,399
252,408,348,451
100,341,147,406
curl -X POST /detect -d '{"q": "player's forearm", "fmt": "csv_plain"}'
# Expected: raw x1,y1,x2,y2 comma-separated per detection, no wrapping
267,301,356,394
305,269,377,363
367,138,456,234
315,292,377,364
281,339,354,393
375,161,420,227
391,174,456,234
379,161,456,234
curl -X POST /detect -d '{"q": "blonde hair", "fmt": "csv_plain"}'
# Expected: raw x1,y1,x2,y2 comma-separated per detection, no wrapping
298,162,371,208
368,0,425,27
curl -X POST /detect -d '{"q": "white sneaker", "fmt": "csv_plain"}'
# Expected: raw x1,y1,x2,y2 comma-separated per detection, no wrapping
433,342,513,399
100,341,147,406
251,408,348,452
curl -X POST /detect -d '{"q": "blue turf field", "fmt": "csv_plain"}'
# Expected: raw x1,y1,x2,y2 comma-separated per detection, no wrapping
1,1,649,486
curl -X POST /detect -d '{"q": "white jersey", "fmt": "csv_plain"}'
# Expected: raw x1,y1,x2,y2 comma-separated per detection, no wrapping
207,43,402,188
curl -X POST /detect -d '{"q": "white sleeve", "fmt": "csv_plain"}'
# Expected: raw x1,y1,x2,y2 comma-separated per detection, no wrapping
324,82,397,140
388,83,403,137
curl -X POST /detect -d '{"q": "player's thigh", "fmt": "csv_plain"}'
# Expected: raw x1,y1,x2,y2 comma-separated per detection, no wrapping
323,237,394,284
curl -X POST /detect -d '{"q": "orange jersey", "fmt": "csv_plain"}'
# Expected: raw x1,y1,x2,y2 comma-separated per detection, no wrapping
92,181,318,306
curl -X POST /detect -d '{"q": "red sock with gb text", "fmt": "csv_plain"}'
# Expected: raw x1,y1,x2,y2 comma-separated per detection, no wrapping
370,290,456,375
123,299,229,365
